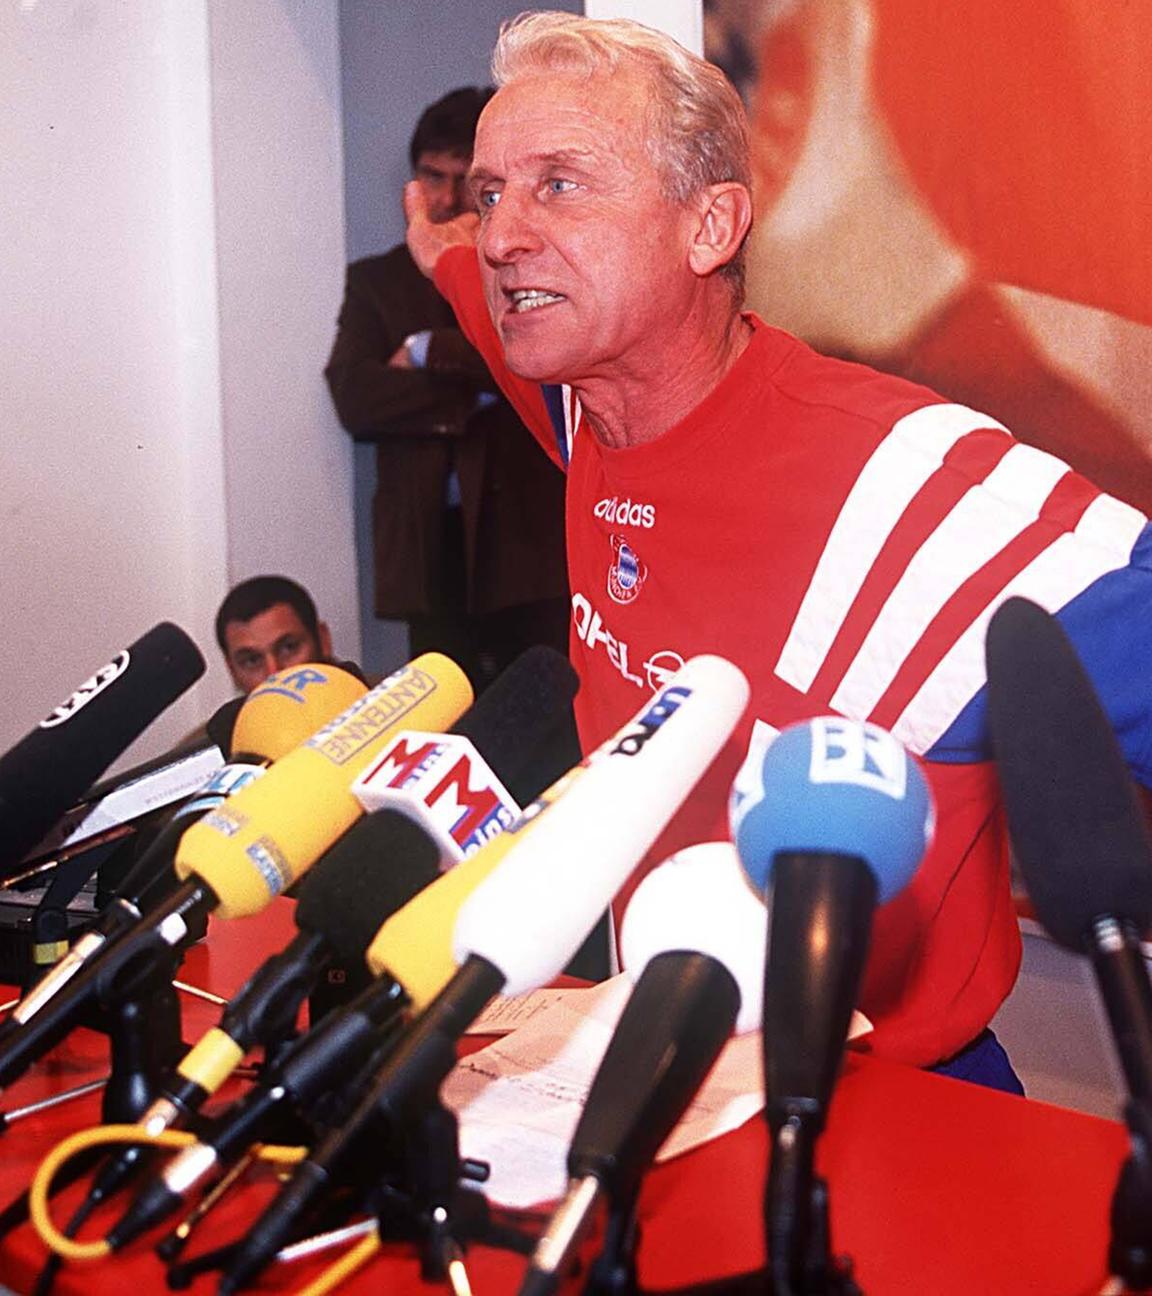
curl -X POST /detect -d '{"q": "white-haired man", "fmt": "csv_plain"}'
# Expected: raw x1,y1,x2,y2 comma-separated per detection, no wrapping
406,11,1152,1091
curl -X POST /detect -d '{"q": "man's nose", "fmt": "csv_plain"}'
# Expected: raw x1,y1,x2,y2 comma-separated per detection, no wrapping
479,189,541,264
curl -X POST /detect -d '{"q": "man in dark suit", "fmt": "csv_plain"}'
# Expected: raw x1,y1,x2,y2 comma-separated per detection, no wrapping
325,86,570,694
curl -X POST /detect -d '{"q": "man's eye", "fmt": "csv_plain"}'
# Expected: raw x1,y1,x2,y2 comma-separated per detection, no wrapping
547,178,577,195
479,189,501,209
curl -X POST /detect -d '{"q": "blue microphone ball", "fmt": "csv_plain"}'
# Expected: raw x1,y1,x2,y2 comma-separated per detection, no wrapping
729,716,934,903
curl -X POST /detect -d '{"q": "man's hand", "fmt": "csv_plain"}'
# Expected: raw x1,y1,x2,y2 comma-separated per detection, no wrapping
404,180,480,280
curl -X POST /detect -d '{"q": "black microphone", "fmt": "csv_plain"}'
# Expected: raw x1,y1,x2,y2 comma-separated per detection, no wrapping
103,650,582,1246
0,623,206,880
81,809,439,1222
732,715,932,1296
128,809,442,1139
985,595,1152,1288
218,655,749,1295
521,842,767,1296
0,664,371,1069
203,695,246,759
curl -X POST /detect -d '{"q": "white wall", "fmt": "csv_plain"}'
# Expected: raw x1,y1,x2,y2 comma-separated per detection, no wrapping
0,0,358,768
584,0,701,52
209,4,358,648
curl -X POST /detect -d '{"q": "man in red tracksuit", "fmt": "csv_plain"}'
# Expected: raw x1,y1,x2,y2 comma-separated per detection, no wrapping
404,13,1152,1090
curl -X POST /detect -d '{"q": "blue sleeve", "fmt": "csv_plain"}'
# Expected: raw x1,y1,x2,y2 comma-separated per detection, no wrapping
928,522,1152,786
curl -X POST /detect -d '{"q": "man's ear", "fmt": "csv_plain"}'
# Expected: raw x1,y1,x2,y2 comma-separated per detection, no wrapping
318,621,333,661
688,182,754,278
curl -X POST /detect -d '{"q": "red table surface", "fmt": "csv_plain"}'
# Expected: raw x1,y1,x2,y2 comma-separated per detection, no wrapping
0,898,1134,1295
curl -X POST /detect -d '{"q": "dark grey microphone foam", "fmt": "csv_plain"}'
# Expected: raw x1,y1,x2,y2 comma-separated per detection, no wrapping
985,596,1152,950
0,621,206,879
451,645,579,804
294,809,441,962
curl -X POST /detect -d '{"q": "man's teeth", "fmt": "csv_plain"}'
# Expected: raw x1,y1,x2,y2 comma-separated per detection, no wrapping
510,289,564,313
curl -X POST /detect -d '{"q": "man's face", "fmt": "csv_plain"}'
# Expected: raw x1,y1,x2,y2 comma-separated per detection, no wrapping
469,69,700,386
414,149,472,224
222,603,330,694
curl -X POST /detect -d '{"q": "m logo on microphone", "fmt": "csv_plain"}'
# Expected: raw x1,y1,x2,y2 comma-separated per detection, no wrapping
808,717,908,800
353,731,518,862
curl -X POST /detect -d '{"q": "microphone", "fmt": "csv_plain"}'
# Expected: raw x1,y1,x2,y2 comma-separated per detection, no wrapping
522,841,768,1296
102,813,437,1248
731,715,932,1295
353,730,519,866
0,623,206,880
985,596,1152,1287
128,645,577,1133
105,648,579,1245
14,738,225,877
0,655,469,1095
204,659,369,760
163,652,469,924
0,664,369,1056
218,655,750,1293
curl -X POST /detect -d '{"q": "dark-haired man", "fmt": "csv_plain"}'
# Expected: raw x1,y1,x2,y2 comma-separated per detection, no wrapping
325,86,569,695
215,575,332,694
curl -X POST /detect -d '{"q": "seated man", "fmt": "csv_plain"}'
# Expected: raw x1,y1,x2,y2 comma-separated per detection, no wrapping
215,575,333,695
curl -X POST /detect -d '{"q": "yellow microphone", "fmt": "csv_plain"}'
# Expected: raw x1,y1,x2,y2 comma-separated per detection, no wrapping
230,662,369,760
174,653,470,920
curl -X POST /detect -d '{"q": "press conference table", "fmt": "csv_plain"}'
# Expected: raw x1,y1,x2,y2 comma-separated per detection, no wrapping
0,900,1133,1295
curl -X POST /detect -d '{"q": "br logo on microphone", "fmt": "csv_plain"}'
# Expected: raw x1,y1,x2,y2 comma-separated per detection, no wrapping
250,666,329,704
808,717,908,800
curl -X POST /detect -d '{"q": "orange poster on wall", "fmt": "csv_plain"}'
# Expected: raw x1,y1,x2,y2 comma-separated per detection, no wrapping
705,0,1152,511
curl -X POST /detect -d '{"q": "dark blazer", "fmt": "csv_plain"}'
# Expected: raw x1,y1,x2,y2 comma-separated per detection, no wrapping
325,244,568,618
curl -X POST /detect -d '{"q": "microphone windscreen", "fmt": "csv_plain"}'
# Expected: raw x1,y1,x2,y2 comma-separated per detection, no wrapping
619,841,768,1034
294,810,441,961
230,663,369,762
0,622,205,878
730,716,932,902
176,653,471,918
985,596,1152,948
453,654,750,994
451,645,579,802
205,696,245,757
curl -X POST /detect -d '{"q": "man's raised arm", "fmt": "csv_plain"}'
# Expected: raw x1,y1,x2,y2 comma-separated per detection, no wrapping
403,180,479,279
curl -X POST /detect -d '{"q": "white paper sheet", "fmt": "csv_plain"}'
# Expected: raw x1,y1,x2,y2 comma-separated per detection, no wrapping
442,976,871,1210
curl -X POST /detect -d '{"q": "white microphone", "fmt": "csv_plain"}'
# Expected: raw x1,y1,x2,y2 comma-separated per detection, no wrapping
213,659,750,1293
453,654,751,994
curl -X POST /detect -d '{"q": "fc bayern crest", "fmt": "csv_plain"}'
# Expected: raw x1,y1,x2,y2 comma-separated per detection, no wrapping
608,533,648,604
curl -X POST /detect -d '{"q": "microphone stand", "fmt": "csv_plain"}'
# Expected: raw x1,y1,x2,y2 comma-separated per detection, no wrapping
765,1115,861,1296
24,838,122,993
1089,916,1152,1290
99,950,184,1123
378,1097,498,1282
583,1198,641,1296
1110,1098,1152,1288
